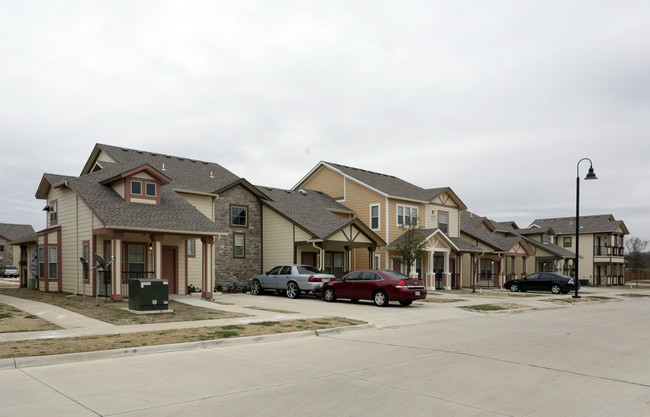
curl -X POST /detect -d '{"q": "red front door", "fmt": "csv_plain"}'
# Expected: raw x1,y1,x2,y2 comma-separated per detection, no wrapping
162,247,178,294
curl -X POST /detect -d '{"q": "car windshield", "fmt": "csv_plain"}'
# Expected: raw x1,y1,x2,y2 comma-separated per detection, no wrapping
297,265,322,274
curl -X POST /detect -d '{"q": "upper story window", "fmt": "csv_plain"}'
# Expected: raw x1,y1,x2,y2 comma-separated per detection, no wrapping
128,178,159,203
131,180,142,195
563,237,572,247
49,201,58,224
145,182,156,197
370,204,380,230
231,206,248,227
438,211,449,234
397,204,418,227
542,233,549,244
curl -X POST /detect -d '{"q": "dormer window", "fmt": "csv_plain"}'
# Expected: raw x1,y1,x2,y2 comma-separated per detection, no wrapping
127,178,159,203
145,182,156,197
131,180,142,195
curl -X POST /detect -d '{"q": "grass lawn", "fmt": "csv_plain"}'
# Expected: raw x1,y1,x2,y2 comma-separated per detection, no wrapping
0,317,365,359
0,287,248,325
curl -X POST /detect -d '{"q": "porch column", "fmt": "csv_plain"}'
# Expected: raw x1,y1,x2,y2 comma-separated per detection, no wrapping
111,233,123,301
511,255,517,278
153,234,164,279
457,253,463,289
426,250,435,291
522,256,528,276
444,251,451,290
368,247,375,269
201,236,214,299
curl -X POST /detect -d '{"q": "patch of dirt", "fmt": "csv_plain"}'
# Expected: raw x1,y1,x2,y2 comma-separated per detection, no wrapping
0,303,62,332
543,296,614,303
0,317,365,359
0,288,248,325
462,302,530,311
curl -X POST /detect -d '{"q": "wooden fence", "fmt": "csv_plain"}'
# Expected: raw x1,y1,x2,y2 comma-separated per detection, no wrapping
625,270,650,282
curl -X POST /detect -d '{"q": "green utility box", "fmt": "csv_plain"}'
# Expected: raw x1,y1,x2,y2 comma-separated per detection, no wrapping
28,278,37,290
128,279,169,311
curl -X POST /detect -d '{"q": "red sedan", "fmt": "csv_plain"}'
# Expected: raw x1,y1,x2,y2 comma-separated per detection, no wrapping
320,270,427,306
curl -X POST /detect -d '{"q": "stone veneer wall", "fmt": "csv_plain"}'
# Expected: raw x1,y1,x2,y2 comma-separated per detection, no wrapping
0,237,14,266
213,185,262,292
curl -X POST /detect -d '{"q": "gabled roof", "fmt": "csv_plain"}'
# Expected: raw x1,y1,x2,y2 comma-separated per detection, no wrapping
386,227,482,253
35,144,268,235
460,211,534,254
0,223,36,243
529,214,629,235
521,237,574,258
83,144,242,195
295,161,467,209
260,187,385,245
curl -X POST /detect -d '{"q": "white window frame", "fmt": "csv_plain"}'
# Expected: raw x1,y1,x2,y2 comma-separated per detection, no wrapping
370,204,380,231
438,211,449,234
397,204,419,227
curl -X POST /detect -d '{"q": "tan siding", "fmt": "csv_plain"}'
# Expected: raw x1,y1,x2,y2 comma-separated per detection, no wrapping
97,151,116,164
178,192,214,219
262,207,296,272
187,239,203,291
300,166,344,198
111,180,125,199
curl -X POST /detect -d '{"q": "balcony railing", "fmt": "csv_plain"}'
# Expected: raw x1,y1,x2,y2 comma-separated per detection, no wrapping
594,246,625,257
593,275,625,286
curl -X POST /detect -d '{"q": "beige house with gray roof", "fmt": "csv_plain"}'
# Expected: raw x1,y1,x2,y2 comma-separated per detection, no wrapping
259,187,385,277
529,215,629,286
35,144,267,299
294,161,481,290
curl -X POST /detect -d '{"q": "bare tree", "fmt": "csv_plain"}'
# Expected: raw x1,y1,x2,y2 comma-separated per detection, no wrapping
625,236,648,286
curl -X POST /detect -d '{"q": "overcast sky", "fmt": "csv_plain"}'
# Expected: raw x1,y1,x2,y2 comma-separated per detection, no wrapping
1,1,649,241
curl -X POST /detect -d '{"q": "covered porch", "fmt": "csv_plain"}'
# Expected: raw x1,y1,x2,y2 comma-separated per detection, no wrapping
91,229,220,300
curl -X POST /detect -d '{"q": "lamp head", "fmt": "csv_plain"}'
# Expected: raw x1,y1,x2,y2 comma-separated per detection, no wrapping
585,165,598,180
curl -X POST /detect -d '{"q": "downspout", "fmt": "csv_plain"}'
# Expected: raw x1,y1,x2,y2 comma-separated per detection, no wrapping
312,241,324,270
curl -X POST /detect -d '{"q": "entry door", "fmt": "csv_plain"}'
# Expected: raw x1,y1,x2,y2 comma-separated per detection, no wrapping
162,247,177,294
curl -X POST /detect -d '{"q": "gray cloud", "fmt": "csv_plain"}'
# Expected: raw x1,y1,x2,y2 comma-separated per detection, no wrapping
1,0,648,239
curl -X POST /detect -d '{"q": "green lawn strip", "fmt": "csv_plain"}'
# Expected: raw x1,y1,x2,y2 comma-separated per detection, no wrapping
617,293,650,298
0,317,365,359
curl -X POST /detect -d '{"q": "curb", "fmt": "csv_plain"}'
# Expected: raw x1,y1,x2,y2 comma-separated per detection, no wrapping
0,323,375,370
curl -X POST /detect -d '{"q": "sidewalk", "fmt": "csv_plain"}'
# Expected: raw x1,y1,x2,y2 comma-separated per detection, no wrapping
1,286,645,343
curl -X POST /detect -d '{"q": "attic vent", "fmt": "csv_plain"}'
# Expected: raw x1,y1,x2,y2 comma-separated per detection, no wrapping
285,190,291,193
210,172,214,178
150,153,157,156
298,189,307,195
162,163,166,171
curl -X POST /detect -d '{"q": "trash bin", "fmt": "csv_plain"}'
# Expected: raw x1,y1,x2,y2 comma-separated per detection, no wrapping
28,278,36,290
128,279,169,311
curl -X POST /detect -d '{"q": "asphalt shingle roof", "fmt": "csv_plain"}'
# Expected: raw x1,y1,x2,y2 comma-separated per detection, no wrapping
323,162,449,202
260,187,356,239
0,223,36,242
530,215,627,235
40,144,245,235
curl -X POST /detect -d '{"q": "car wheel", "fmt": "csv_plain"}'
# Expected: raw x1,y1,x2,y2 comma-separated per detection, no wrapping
373,290,389,307
323,287,336,302
551,284,562,295
250,280,263,295
399,300,413,306
286,282,301,299
510,283,519,292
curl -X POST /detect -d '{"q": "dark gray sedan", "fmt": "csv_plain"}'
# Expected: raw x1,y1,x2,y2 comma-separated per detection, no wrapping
504,272,577,294
249,265,335,299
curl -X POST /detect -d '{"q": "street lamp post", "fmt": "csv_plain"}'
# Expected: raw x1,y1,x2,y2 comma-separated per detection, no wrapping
574,158,598,299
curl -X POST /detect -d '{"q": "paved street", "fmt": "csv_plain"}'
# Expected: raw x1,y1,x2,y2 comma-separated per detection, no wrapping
2,291,649,417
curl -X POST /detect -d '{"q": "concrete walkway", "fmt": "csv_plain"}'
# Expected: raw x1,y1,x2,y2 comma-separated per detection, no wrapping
2,285,645,343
